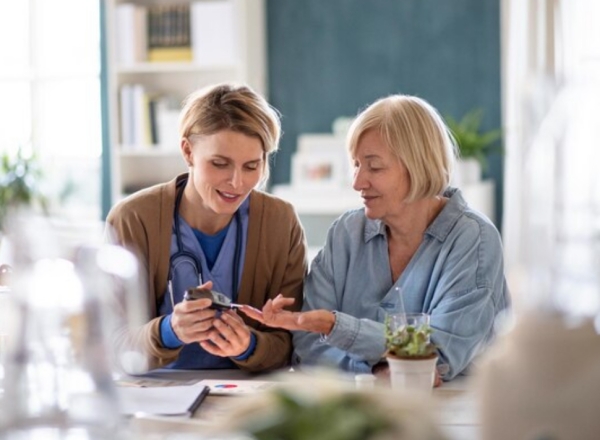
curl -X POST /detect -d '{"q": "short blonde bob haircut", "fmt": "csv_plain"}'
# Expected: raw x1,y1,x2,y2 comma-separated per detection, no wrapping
179,83,281,185
347,94,457,203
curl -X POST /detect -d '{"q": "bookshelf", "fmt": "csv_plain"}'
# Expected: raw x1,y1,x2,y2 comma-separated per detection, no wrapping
105,0,266,202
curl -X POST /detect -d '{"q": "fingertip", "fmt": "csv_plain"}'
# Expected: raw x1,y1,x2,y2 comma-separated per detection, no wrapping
187,298,212,310
199,280,213,290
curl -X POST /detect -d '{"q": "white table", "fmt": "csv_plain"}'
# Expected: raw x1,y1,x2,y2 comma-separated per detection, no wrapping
128,369,480,439
433,376,480,440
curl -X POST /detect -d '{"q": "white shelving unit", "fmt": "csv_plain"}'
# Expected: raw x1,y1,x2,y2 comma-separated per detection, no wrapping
105,0,266,203
271,185,363,260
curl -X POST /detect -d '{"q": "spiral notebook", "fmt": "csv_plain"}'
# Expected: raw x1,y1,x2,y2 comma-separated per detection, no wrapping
117,384,209,417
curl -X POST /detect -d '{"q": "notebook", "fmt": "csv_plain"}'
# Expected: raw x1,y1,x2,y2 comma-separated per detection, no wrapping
117,384,209,417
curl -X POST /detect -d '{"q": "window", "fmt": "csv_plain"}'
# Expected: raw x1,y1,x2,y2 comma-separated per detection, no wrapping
502,0,600,314
0,0,102,220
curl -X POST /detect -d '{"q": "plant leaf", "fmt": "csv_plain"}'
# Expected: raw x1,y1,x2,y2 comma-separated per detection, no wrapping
445,108,502,170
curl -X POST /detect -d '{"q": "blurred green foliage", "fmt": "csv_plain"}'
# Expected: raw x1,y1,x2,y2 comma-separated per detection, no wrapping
248,390,392,440
0,148,47,231
445,108,502,170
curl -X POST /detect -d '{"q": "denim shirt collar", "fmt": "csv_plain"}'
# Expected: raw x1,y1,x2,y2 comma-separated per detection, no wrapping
363,187,466,244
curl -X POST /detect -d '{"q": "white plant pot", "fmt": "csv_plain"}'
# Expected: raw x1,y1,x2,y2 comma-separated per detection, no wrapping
387,355,438,394
453,158,482,187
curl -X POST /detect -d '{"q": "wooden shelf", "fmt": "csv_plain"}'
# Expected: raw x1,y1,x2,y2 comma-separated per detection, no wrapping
116,63,239,74
119,149,181,158
271,185,362,215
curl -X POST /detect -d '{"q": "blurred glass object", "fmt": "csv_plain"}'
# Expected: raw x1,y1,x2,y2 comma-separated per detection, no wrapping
499,70,600,438
520,0,600,319
73,243,150,377
0,216,118,439
478,2,600,439
0,214,150,439
0,283,12,386
523,75,600,320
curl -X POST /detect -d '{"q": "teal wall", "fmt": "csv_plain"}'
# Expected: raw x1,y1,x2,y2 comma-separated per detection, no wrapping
100,0,112,219
266,0,503,226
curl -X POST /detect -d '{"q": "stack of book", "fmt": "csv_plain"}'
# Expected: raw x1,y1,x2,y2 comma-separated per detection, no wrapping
115,1,238,66
119,84,180,151
147,4,192,62
115,3,147,65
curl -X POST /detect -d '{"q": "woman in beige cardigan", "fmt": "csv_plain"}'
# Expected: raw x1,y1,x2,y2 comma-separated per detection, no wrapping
107,83,307,372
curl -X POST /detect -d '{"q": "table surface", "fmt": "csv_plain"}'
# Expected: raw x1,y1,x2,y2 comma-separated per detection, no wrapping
127,369,480,440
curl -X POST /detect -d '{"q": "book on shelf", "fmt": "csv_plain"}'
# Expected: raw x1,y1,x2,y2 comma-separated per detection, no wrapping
147,47,193,62
147,4,192,63
119,84,181,151
115,3,147,65
114,1,239,66
119,83,150,150
154,97,181,151
119,84,134,147
132,84,147,148
191,0,238,67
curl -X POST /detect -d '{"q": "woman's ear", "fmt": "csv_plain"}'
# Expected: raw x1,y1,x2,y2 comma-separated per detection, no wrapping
181,137,193,167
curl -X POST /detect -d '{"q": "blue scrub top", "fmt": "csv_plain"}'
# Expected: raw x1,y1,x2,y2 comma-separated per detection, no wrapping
159,198,249,369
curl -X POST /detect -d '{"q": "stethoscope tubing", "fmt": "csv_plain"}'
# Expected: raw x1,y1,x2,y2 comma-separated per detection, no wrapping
166,177,243,308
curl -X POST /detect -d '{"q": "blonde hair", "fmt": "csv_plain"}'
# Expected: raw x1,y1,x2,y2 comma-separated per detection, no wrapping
347,94,456,202
179,83,281,185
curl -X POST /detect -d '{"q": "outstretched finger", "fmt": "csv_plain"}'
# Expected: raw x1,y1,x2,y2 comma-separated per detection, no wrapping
238,305,264,322
271,295,296,312
262,298,275,322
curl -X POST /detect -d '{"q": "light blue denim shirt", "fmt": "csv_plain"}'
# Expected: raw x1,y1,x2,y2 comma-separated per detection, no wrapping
292,187,510,380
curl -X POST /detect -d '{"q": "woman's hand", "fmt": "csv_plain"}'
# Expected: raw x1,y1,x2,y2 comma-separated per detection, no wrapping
240,294,336,335
170,281,216,344
200,310,252,358
239,294,302,330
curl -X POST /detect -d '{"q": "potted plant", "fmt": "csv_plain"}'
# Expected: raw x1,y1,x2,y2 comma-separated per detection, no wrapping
0,147,47,233
445,108,502,186
385,313,438,393
211,372,447,440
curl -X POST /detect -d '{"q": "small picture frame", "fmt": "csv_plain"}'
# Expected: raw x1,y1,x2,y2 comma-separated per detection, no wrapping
291,151,348,189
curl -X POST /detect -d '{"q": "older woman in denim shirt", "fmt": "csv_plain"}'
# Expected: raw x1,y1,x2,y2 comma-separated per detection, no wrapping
241,94,510,382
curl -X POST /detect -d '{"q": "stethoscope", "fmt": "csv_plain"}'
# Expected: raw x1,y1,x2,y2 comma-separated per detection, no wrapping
167,176,243,308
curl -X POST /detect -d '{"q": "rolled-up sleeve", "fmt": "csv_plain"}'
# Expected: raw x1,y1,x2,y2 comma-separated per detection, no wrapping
430,286,497,380
293,237,387,373
427,215,509,380
320,312,386,366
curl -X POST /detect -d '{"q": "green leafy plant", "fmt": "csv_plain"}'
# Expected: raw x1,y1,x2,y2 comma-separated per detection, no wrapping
248,389,393,440
445,108,502,170
0,147,47,231
214,373,447,440
385,316,436,359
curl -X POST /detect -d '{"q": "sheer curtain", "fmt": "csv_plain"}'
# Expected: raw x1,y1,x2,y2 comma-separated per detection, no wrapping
502,0,600,310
